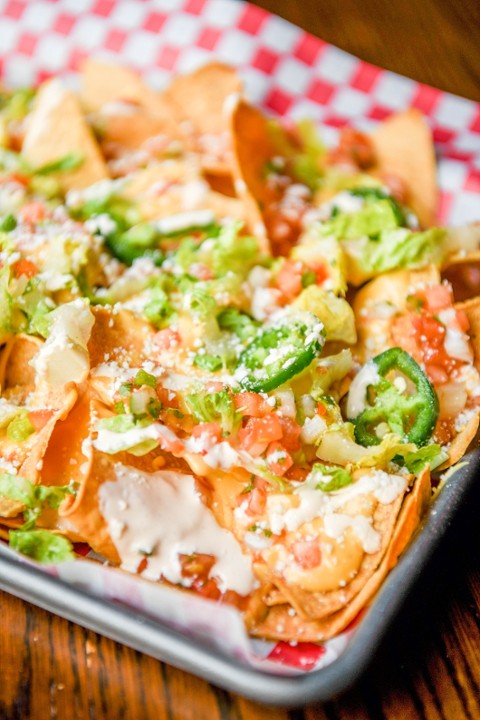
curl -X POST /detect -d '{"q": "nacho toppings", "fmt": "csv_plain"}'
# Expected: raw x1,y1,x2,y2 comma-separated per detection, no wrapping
0,62,479,644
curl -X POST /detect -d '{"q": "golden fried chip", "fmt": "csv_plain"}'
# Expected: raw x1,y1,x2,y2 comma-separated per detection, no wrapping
370,109,438,227
247,469,431,641
22,79,109,190
165,62,242,137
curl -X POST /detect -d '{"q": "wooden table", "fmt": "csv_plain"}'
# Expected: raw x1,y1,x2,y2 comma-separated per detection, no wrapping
1,1,480,718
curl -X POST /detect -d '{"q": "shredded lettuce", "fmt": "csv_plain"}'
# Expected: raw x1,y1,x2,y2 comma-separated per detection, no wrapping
185,390,238,434
308,462,353,491
9,529,74,563
0,473,75,525
403,444,448,474
320,198,401,240
217,307,260,341
175,222,260,279
316,424,416,469
344,227,446,282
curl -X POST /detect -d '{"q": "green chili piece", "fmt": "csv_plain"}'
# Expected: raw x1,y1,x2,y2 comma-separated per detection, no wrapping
352,348,439,447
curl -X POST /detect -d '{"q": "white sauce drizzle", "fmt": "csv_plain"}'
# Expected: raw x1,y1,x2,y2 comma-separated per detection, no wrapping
99,466,255,595
346,362,381,419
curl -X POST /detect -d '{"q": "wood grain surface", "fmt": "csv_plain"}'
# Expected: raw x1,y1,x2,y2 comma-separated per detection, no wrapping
1,1,480,718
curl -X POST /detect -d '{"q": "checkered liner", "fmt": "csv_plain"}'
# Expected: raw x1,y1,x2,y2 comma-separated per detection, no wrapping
1,0,480,225
1,0,479,675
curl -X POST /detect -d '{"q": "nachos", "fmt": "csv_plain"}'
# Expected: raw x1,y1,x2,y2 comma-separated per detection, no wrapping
0,61,479,642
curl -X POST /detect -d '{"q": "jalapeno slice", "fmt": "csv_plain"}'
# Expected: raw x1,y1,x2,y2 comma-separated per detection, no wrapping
237,313,325,393
348,347,439,447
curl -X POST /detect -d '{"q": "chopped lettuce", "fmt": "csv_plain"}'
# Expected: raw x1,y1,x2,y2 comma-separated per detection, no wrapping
403,444,448,474
175,222,260,279
308,462,353,492
343,227,446,284
185,390,238,434
292,232,347,295
9,529,74,564
0,265,12,342
0,473,75,525
94,414,159,456
320,198,401,240
6,411,35,442
217,307,260,341
316,424,416,469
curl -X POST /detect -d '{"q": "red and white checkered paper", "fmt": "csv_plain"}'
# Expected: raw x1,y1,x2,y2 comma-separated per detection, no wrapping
1,0,479,675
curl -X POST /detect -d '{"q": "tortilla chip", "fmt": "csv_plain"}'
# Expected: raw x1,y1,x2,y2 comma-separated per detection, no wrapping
458,297,480,370
94,107,180,153
0,496,24,519
353,266,440,361
2,334,42,397
247,469,431,641
267,492,405,622
370,109,438,227
81,59,170,115
165,62,242,137
18,388,78,483
88,306,153,370
229,99,278,253
57,447,120,563
22,79,109,191
122,161,247,224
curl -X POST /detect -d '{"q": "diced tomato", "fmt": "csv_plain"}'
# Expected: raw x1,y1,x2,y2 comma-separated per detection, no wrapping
234,392,272,418
238,413,283,456
180,552,216,579
292,539,322,569
317,402,327,417
456,309,470,333
137,557,148,574
153,328,181,351
328,128,375,170
312,262,329,285
12,258,39,279
19,201,46,225
27,409,53,431
191,422,223,443
284,466,309,482
266,441,293,476
189,263,213,281
158,433,184,455
205,381,226,394
426,364,449,385
156,387,179,409
275,260,303,302
245,486,267,517
391,316,420,360
278,416,302,452
422,285,452,314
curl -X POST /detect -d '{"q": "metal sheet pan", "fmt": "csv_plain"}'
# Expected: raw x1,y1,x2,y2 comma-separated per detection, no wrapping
1,448,478,707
